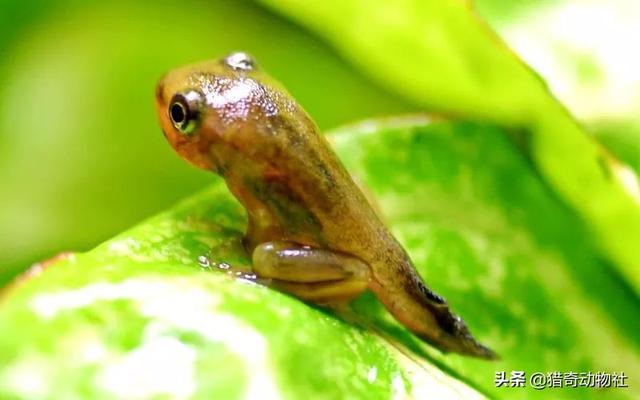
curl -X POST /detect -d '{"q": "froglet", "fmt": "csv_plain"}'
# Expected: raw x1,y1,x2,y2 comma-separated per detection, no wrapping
155,52,496,359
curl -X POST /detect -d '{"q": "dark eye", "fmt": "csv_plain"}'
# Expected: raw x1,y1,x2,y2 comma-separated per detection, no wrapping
170,102,187,125
168,91,202,134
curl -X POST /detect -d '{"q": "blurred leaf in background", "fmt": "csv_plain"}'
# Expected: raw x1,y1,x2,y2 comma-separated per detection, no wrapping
477,0,640,122
0,0,415,283
475,0,640,181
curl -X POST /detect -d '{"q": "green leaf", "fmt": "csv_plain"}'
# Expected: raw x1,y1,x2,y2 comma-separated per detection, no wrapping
255,0,640,293
1,118,637,399
592,122,640,174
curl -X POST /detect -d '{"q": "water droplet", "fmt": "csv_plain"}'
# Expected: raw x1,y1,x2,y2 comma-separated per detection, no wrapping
197,255,211,269
224,52,255,71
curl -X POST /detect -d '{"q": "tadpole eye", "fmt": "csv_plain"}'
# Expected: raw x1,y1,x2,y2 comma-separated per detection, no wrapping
168,91,202,134
170,102,186,125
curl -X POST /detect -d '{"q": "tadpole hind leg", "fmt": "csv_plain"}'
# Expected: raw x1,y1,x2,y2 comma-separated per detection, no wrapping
251,241,371,304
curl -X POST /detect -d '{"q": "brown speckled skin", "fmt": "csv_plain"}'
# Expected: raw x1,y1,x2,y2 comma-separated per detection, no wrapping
156,53,496,359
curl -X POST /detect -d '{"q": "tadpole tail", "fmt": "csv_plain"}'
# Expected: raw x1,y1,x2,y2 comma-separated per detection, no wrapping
422,296,499,360
370,258,499,360
410,275,499,360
